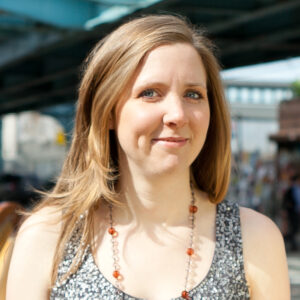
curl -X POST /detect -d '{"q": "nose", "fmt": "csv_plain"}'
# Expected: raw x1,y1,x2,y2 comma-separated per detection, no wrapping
162,94,188,128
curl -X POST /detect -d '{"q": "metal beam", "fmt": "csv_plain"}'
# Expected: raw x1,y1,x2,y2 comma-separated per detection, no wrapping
0,0,164,30
0,85,76,115
0,67,78,97
0,31,65,69
171,5,245,18
168,6,246,17
124,0,182,17
208,0,300,34
220,27,300,57
0,11,43,32
259,43,300,52
0,0,100,29
166,0,257,10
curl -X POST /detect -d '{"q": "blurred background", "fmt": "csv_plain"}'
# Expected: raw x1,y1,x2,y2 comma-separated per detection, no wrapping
0,0,300,296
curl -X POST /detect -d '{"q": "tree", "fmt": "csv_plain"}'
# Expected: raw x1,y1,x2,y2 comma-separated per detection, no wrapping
291,80,300,97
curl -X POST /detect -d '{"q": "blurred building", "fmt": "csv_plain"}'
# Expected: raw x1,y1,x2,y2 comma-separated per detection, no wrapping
270,98,300,190
224,80,293,158
1,111,67,180
224,80,294,214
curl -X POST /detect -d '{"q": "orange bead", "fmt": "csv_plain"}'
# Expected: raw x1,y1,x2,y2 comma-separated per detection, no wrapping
181,290,189,299
108,227,116,235
113,270,122,280
189,205,198,214
187,248,194,256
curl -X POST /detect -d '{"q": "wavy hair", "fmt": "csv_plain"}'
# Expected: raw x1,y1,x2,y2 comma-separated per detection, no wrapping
33,14,231,287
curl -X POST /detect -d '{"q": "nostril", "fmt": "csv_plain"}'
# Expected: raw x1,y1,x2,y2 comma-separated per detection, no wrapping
162,98,188,127
163,113,188,128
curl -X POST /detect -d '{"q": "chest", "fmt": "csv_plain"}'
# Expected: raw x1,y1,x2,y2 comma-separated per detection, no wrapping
50,201,250,300
95,229,216,300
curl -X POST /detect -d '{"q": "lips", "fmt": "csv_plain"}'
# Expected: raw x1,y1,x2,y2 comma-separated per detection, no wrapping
151,137,189,148
153,137,188,142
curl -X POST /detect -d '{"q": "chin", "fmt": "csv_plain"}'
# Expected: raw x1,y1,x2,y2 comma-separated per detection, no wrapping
146,158,188,177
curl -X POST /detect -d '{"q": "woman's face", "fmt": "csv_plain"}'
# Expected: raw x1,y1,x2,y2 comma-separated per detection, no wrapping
113,43,210,177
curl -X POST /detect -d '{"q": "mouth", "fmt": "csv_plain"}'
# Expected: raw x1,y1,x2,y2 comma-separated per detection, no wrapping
152,137,189,147
153,137,188,142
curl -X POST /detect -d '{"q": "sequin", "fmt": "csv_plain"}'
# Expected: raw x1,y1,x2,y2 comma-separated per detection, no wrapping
50,200,250,299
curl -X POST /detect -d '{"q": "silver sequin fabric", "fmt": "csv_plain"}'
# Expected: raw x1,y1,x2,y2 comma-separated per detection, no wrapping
50,200,250,299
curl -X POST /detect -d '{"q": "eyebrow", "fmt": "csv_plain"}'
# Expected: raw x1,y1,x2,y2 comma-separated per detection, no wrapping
134,81,207,90
185,82,207,90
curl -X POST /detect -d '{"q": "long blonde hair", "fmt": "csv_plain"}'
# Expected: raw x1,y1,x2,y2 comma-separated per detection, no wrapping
33,14,231,286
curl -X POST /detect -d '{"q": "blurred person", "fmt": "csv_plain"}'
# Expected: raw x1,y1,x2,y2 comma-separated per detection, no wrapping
282,173,300,251
7,15,289,300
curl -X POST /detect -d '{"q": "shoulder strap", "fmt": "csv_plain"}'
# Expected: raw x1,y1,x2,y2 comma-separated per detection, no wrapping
55,222,87,285
215,200,250,293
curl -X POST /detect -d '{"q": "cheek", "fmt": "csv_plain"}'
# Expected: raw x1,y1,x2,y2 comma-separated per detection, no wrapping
193,106,210,135
116,103,161,146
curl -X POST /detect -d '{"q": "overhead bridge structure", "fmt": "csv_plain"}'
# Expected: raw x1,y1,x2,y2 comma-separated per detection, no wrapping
0,0,299,114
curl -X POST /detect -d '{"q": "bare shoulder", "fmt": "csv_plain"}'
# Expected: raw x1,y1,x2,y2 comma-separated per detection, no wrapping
239,207,290,300
14,206,62,252
239,207,286,260
240,207,282,241
18,205,62,235
6,206,62,300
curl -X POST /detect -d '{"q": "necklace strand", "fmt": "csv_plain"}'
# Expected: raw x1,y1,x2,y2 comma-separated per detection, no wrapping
108,186,197,300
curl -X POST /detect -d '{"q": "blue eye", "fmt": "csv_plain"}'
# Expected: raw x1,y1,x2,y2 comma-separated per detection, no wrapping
139,89,158,98
185,91,203,99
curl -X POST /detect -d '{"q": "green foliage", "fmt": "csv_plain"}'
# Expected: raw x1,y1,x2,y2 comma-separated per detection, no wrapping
291,80,300,97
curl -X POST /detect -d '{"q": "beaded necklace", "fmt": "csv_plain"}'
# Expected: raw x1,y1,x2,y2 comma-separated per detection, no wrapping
108,186,198,300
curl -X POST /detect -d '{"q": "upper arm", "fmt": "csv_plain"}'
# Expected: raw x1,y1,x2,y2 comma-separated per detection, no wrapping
6,207,61,300
240,207,290,300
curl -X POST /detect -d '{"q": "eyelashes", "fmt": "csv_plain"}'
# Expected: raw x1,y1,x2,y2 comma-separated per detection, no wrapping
138,88,205,101
184,91,204,100
138,89,159,98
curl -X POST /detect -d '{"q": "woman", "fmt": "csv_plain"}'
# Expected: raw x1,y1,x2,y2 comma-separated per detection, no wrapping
7,15,290,299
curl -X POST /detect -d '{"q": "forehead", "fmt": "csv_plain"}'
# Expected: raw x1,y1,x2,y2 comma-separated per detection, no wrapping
133,43,207,87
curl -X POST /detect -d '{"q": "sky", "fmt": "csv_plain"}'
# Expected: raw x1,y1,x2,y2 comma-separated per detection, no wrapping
221,56,300,84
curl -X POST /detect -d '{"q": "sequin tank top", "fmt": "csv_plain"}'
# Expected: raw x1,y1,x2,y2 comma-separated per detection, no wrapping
50,200,250,299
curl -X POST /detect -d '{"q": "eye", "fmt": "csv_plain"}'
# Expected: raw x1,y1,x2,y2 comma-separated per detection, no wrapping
185,90,203,100
138,89,159,98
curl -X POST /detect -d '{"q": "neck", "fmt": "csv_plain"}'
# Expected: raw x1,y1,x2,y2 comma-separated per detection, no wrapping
116,169,193,226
